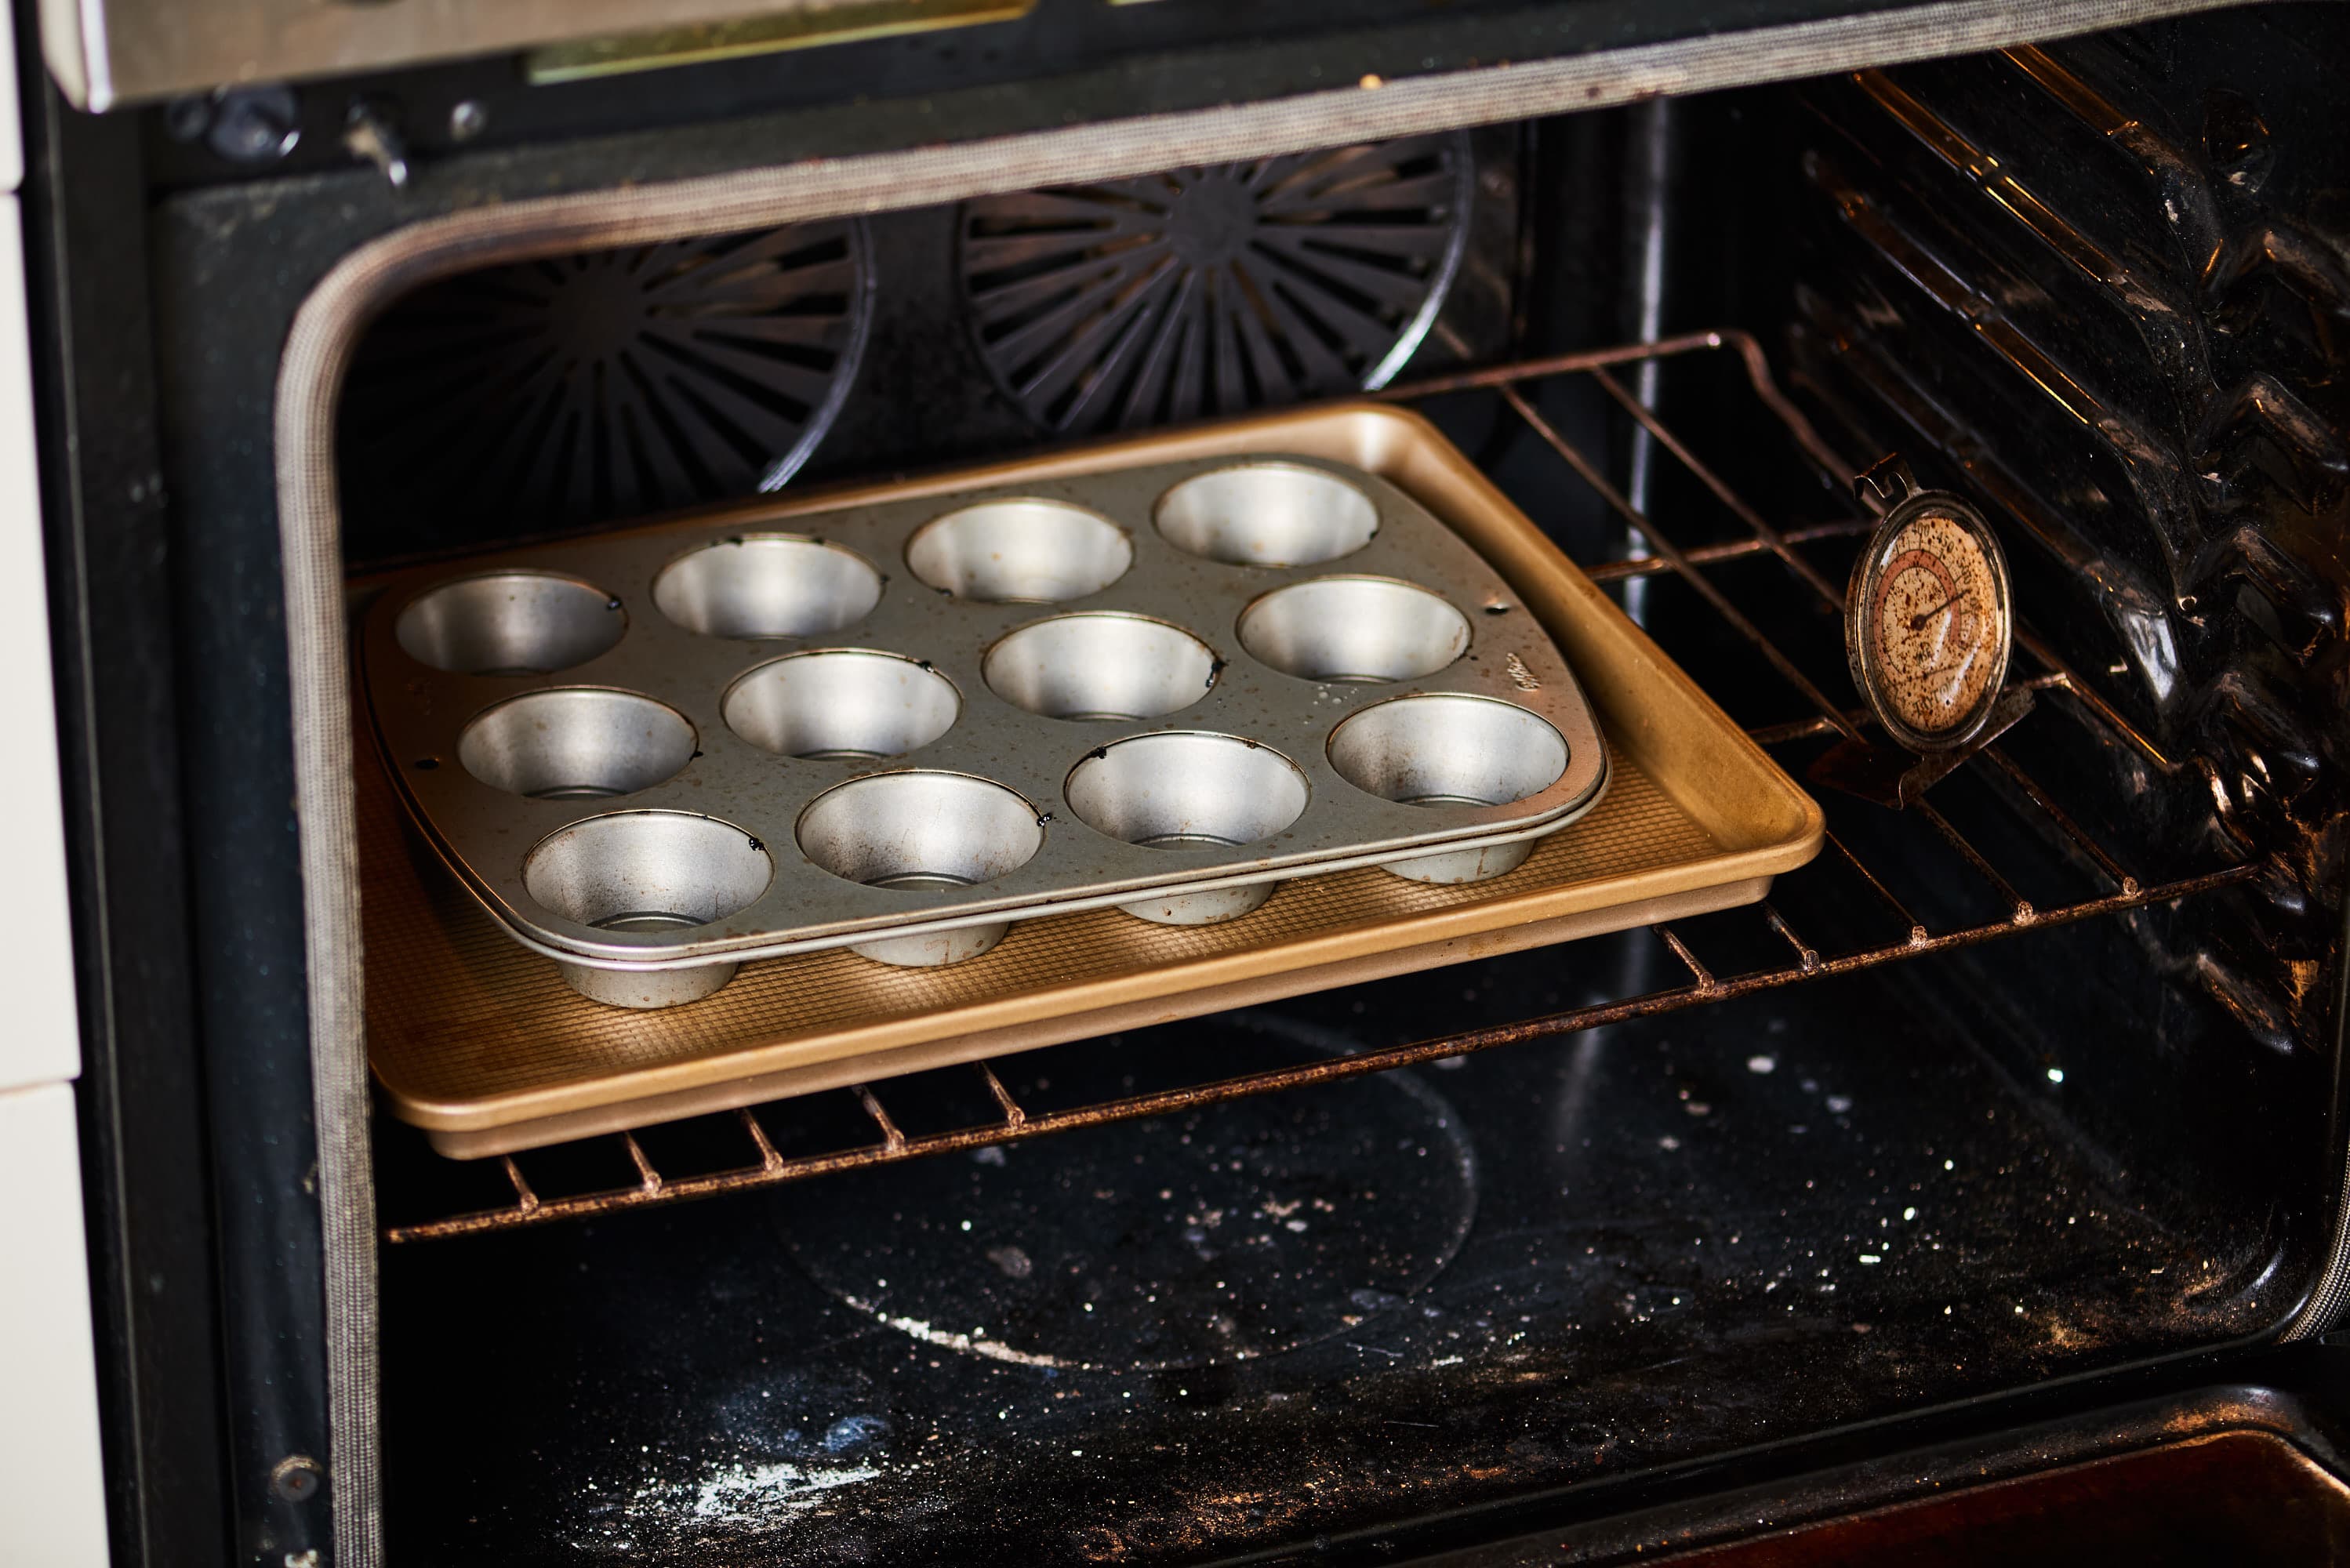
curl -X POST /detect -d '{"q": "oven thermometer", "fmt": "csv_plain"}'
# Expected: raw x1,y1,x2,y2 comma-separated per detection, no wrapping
1846,458,2013,754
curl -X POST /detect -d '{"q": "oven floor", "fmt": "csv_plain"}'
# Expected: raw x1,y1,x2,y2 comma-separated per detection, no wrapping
380,936,2286,1563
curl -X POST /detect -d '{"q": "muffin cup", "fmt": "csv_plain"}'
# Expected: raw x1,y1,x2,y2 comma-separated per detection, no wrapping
395,571,626,674
1066,733,1309,925
724,649,961,760
1153,462,1378,567
906,499,1131,603
984,612,1219,721
1237,575,1469,684
522,811,775,1006
1327,695,1570,884
555,959,741,1009
652,534,883,639
458,688,696,799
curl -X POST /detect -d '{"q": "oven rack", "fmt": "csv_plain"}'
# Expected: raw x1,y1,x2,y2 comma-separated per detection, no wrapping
380,331,2254,1243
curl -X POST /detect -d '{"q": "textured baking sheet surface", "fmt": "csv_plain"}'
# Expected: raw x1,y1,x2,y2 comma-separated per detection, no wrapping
365,732,1702,1106
363,401,1822,1146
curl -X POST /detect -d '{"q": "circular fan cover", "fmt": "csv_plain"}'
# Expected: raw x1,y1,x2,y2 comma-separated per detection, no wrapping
340,220,872,543
959,134,1473,437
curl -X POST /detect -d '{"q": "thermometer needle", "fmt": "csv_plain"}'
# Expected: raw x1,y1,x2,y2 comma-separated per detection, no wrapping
1906,584,1974,633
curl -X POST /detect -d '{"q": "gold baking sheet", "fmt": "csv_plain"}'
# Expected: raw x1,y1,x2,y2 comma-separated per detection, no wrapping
365,402,1824,1156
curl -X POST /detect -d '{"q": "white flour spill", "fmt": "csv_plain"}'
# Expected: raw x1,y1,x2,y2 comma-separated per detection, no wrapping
844,1297,1079,1368
608,1455,884,1541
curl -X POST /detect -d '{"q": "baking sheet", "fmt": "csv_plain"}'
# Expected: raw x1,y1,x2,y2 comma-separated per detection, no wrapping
365,401,1824,1155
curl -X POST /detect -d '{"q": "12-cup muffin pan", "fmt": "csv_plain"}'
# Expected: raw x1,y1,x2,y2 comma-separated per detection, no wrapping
361,454,1608,1008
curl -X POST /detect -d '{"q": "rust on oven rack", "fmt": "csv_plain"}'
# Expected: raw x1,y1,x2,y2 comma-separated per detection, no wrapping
499,1156,539,1214
854,1085,908,1152
383,862,2251,1243
381,332,2264,1243
1582,519,1876,584
1763,902,1821,972
975,1061,1027,1127
1978,742,2139,896
1498,380,1870,746
737,1108,784,1174
620,1132,662,1194
1822,827,1930,946
1655,924,1717,992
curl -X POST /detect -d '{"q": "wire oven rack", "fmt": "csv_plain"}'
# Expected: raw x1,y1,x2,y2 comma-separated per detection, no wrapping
380,330,2254,1243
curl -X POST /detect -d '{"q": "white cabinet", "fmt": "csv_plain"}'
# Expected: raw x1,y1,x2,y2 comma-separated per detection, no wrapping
0,203,74,1098
0,1083,110,1566
0,17,111,1552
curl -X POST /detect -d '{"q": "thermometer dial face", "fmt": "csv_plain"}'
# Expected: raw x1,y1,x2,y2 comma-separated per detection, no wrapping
1847,497,2012,753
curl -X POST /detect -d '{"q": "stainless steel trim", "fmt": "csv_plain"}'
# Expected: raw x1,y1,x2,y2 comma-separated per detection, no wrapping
54,0,2256,115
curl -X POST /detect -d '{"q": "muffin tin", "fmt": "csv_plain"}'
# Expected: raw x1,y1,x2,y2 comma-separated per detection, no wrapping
360,455,1607,1007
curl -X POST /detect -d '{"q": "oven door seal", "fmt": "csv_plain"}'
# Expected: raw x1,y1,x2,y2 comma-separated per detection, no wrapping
271,2,2283,1561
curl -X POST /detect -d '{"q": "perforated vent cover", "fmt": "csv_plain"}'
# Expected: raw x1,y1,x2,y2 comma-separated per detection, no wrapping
958,135,1472,437
339,220,873,551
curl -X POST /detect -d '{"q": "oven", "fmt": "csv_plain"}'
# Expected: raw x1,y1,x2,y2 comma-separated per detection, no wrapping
20,1,2350,1563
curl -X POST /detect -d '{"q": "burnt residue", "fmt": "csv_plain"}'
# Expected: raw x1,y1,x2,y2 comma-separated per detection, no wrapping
378,965,2290,1564
786,1031,1477,1374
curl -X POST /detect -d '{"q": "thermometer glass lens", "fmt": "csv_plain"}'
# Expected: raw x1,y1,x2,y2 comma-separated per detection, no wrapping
1854,505,2010,748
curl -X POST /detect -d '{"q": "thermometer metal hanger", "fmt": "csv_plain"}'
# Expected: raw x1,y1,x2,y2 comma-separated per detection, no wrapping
1811,455,2031,809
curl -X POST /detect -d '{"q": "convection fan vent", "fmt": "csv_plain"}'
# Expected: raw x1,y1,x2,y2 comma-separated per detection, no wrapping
958,134,1472,437
340,220,872,550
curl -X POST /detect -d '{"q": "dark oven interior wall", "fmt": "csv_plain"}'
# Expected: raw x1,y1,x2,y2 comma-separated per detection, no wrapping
1776,9,2350,1283
1490,7,2350,1294
330,125,1528,568
1438,2,2349,1289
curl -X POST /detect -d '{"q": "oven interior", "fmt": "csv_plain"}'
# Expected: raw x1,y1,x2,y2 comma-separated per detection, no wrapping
176,6,2350,1561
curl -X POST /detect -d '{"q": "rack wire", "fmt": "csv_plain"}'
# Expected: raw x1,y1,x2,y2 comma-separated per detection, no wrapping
383,330,2254,1243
